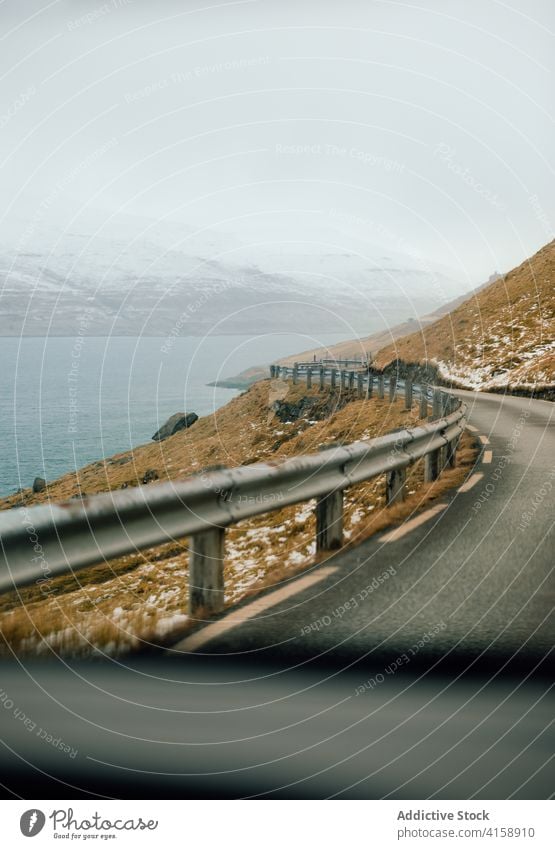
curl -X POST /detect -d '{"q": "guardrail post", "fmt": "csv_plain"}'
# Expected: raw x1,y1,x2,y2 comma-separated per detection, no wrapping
330,368,337,389
419,385,428,418
319,366,325,390
404,378,413,410
386,467,407,505
389,376,397,402
293,363,299,385
432,389,442,418
306,367,312,389
447,436,458,468
357,372,364,398
348,370,355,390
316,490,343,551
424,448,440,482
377,375,384,399
188,527,225,617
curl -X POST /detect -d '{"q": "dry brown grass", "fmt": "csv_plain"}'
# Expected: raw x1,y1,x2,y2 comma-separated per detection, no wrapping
376,241,555,388
277,318,437,366
0,379,474,657
273,241,555,391
375,240,554,389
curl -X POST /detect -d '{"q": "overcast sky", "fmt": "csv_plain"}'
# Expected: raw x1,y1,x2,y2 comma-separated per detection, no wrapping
0,0,553,286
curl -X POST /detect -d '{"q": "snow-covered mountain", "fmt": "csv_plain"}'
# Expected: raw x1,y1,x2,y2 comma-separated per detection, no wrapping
0,215,469,337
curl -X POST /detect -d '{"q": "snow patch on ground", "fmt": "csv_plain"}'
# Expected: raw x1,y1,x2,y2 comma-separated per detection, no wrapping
295,500,315,524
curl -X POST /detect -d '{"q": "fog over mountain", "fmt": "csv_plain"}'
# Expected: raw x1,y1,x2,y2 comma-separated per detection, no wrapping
0,0,552,340
0,213,468,336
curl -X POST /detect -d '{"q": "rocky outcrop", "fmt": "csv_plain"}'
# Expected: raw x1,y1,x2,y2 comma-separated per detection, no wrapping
271,393,355,423
142,469,159,484
376,359,443,386
32,477,46,493
152,412,198,441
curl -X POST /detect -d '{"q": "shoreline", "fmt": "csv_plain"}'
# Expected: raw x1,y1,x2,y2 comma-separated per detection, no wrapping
207,313,441,390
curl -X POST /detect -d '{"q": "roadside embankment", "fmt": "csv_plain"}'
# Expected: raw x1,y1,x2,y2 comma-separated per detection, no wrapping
0,378,477,657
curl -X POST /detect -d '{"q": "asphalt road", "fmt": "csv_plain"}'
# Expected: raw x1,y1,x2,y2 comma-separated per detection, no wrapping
173,390,554,669
0,390,552,799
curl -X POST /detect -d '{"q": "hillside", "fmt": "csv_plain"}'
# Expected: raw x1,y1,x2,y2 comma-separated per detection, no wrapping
212,316,447,388
0,379,474,657
374,240,555,391
278,316,436,366
214,276,502,388
0,381,420,655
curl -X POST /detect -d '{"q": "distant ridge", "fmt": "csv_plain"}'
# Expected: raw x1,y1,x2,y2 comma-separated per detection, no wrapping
375,240,554,391
212,271,515,388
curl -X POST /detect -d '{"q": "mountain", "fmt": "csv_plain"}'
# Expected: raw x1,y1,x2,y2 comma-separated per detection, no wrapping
374,240,555,391
0,216,469,337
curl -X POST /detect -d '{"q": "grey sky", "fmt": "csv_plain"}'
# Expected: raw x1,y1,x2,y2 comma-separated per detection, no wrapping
0,0,553,286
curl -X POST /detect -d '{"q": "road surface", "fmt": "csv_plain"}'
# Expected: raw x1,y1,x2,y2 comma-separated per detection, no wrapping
0,390,552,799
173,390,554,668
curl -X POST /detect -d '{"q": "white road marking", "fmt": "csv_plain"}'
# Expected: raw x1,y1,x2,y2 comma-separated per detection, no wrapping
380,504,448,543
466,424,479,433
482,450,493,464
169,566,338,653
479,434,490,445
458,472,484,493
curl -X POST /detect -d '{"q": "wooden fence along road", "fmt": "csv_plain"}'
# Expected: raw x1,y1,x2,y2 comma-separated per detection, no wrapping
0,361,466,624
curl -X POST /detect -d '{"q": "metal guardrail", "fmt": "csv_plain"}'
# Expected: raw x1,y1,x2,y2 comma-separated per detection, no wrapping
280,360,368,383
0,371,465,621
292,358,370,369
274,363,434,407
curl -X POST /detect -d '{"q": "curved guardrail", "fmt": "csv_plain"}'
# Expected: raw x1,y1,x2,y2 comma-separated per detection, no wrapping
0,369,465,620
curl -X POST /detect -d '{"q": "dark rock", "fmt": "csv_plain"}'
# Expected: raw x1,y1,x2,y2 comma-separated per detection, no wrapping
32,477,46,493
271,393,353,423
142,469,159,484
152,412,198,441
377,359,443,386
